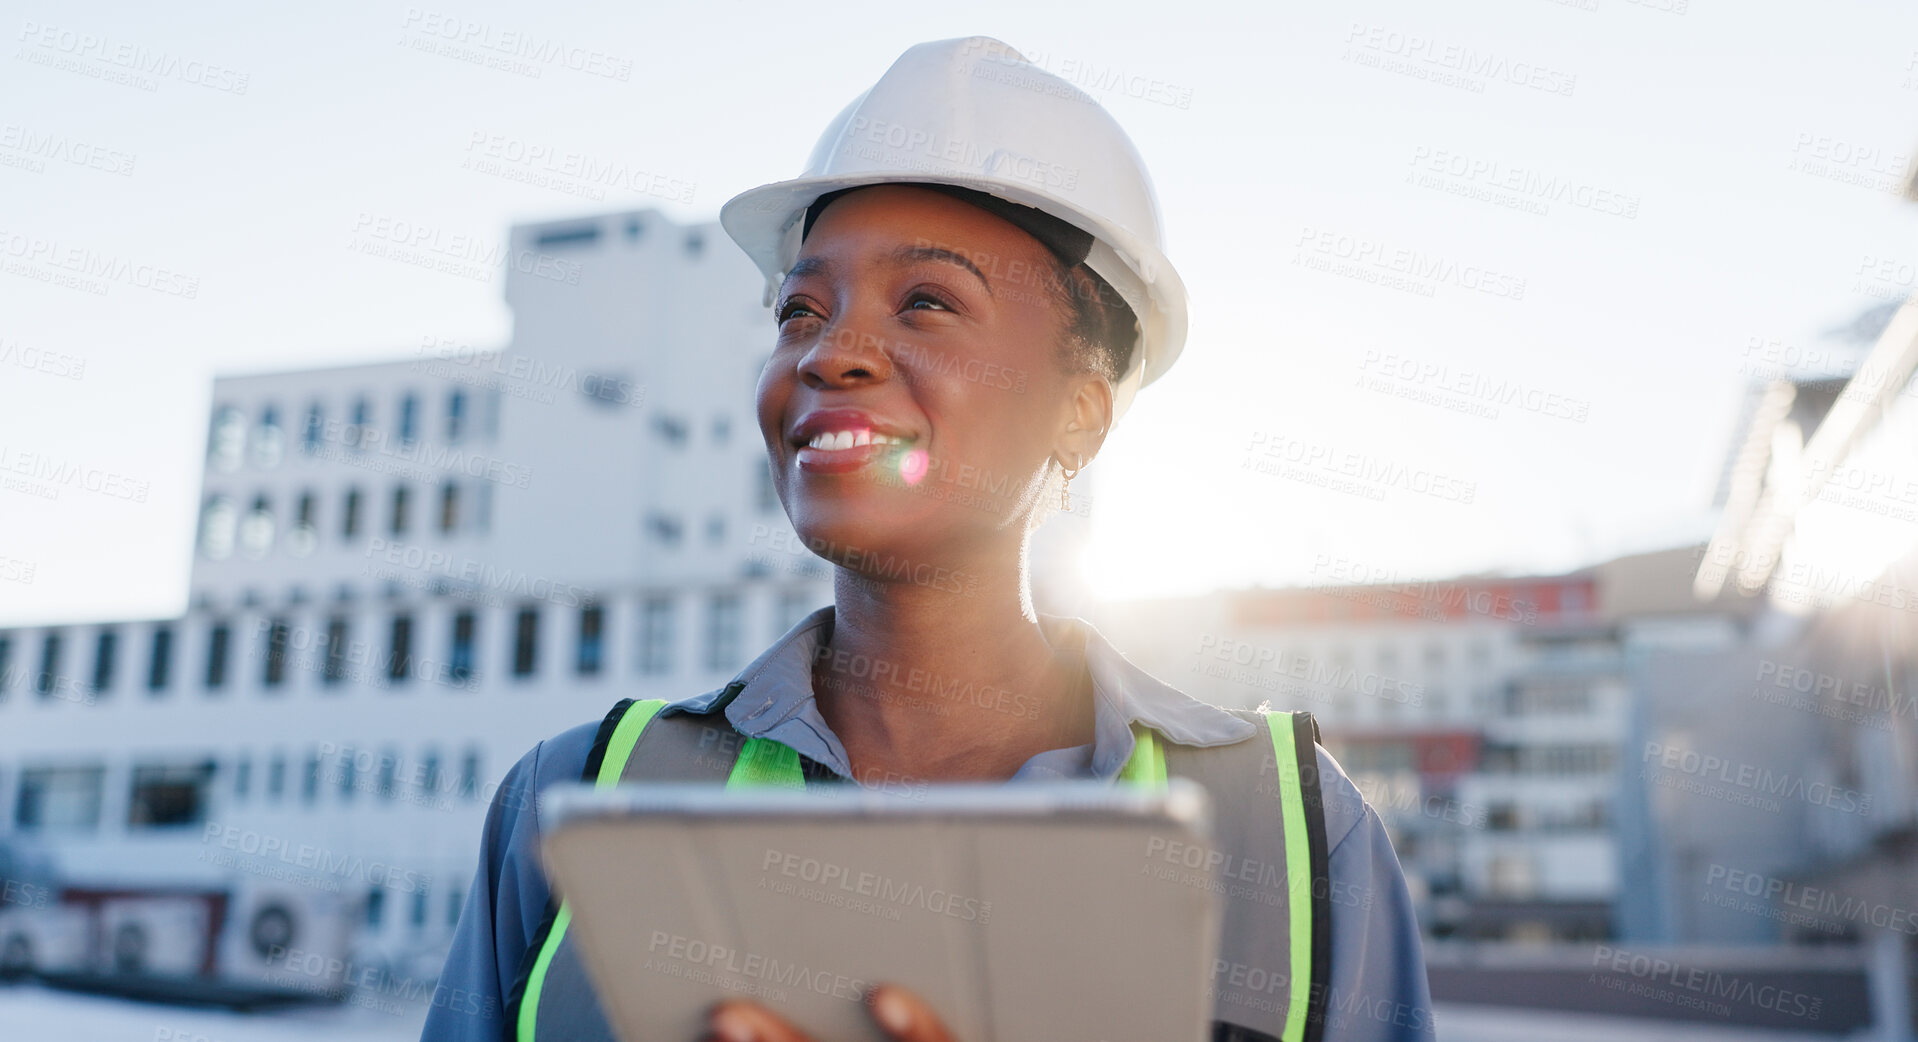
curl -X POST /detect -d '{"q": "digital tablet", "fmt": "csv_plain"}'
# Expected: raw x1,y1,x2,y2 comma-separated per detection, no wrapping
539,779,1223,1042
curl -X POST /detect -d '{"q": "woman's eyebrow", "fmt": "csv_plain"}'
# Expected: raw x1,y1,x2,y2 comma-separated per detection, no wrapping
890,244,993,298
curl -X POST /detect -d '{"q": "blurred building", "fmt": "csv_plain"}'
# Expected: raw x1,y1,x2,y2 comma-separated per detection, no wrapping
1100,546,1752,945
0,206,1091,985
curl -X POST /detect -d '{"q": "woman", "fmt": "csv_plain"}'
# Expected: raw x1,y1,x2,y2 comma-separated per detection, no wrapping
424,37,1433,1042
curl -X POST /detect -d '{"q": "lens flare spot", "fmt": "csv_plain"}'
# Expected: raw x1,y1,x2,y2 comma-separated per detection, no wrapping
898,447,929,485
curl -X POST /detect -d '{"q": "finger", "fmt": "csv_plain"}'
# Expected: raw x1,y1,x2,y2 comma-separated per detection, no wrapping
707,999,817,1042
867,984,959,1042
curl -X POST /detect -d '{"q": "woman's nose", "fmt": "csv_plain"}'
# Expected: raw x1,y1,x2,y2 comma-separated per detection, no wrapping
798,320,896,388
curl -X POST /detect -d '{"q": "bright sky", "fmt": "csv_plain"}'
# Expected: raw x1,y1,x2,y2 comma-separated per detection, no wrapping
3,0,1915,625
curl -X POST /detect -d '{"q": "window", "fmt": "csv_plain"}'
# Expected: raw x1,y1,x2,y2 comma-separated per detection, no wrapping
301,750,321,805
349,396,370,450
512,606,539,678
366,888,386,929
419,749,442,803
484,388,501,440
706,514,726,544
205,622,230,690
446,390,466,442
399,393,419,447
638,596,673,675
377,749,398,801
683,230,704,257
647,513,683,546
199,495,237,559
239,493,274,558
390,484,410,536
712,415,730,443
263,618,290,689
233,755,250,801
337,747,356,803
653,415,688,446
290,492,318,557
576,604,603,676
92,629,117,694
302,402,324,455
208,406,245,471
147,627,172,693
127,762,216,828
756,461,779,513
411,889,429,931
15,766,104,830
322,617,349,687
342,488,363,539
775,589,816,639
35,632,61,698
254,405,283,468
267,753,286,802
446,886,463,927
0,634,11,699
459,748,481,800
705,593,741,672
472,481,492,534
448,611,475,683
439,482,459,533
387,615,412,685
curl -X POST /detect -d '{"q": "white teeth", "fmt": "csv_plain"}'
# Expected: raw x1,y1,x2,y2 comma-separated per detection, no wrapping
806,430,908,450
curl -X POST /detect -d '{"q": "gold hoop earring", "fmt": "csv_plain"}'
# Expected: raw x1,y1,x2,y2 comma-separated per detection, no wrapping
1060,457,1081,510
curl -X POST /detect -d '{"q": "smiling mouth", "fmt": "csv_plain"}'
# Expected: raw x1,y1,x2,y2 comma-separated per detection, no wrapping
803,429,911,451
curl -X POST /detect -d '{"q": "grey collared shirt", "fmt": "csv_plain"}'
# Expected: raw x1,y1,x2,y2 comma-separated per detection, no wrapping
422,607,1436,1041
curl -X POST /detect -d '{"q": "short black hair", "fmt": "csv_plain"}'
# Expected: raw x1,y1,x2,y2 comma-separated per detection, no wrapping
1043,258,1138,386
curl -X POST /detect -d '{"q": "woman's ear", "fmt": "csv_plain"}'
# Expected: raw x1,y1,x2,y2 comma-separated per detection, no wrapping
1055,373,1113,469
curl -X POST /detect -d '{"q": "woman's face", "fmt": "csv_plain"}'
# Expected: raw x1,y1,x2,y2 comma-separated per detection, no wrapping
756,184,1086,575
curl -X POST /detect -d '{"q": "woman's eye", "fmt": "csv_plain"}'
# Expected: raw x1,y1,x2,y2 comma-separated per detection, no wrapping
776,300,819,323
905,291,953,312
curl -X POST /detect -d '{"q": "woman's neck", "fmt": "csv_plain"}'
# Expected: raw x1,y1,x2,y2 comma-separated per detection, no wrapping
812,563,1096,785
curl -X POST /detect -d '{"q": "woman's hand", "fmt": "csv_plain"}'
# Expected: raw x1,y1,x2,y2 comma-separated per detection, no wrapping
705,984,957,1042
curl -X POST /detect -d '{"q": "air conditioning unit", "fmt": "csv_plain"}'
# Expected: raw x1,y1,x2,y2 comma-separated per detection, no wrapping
0,904,87,978
218,882,352,998
98,897,212,977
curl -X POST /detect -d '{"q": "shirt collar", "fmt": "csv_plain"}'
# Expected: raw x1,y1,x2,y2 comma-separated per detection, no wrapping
660,604,1256,779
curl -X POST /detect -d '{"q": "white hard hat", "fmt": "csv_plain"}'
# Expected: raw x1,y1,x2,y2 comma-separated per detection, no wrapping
720,35,1187,424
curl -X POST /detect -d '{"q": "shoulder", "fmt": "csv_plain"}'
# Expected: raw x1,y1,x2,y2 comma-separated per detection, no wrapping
1195,708,1373,856
487,711,611,832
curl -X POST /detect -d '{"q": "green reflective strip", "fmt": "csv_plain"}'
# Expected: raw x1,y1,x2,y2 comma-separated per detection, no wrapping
1267,712,1311,1042
518,698,668,1042
727,736,807,789
517,903,570,1042
1116,723,1168,788
597,699,668,788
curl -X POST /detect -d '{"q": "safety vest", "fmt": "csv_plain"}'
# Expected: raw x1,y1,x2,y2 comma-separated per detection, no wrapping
505,690,1333,1042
